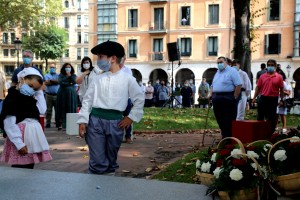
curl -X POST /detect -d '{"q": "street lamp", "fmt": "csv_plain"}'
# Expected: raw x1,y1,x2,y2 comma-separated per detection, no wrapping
14,37,22,67
291,80,296,99
286,65,291,78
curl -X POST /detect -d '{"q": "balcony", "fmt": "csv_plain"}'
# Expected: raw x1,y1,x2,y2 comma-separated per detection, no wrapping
148,22,167,34
149,52,166,61
148,0,168,3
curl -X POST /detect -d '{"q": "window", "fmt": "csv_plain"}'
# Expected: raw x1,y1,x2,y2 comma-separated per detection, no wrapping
84,15,88,27
153,38,163,60
265,34,281,54
180,38,192,56
4,65,15,76
209,4,219,25
97,34,117,44
128,9,138,28
269,0,280,21
3,33,8,44
77,32,82,43
128,40,137,58
3,49,9,57
10,33,15,44
77,48,81,60
78,0,81,10
10,49,16,57
208,36,218,56
154,8,164,30
181,6,190,26
294,26,300,56
64,17,69,28
65,49,69,57
84,33,88,43
64,0,69,8
77,15,81,27
97,4,117,32
84,48,88,57
296,0,300,22
83,0,88,10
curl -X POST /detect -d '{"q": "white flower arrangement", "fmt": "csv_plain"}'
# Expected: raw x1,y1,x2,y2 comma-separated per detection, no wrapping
229,168,243,181
211,153,217,162
200,161,211,173
274,149,287,161
213,167,222,178
247,150,259,159
196,159,201,169
250,163,258,171
263,144,272,152
230,149,243,158
290,136,300,143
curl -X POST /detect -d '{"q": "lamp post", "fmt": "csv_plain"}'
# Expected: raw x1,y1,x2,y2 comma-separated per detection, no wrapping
14,37,22,67
286,65,291,78
291,80,296,99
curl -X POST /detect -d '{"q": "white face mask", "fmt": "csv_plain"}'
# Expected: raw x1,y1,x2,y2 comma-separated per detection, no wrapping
83,63,90,69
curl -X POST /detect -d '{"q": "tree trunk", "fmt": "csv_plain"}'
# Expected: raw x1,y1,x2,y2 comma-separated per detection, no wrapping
233,0,251,78
45,58,48,71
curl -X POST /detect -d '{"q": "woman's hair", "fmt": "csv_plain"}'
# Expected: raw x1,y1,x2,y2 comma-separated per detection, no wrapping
24,75,43,85
81,57,93,72
60,63,75,75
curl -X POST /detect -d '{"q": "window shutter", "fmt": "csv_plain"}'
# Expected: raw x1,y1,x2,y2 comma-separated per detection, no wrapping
278,34,281,54
264,35,268,54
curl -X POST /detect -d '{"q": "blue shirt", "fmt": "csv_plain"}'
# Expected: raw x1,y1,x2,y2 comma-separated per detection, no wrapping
212,66,242,92
11,65,44,84
44,73,60,94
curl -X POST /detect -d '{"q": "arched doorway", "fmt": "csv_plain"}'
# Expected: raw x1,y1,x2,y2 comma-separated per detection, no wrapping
175,68,195,84
149,68,168,83
293,68,300,99
202,68,217,86
131,69,142,82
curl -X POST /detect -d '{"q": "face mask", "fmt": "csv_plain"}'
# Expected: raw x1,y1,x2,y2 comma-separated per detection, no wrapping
148,83,151,86
177,84,180,87
83,63,90,69
267,66,275,73
184,84,188,87
65,67,71,73
232,66,238,71
97,58,111,72
50,68,56,74
156,81,159,84
20,83,35,96
218,63,225,70
189,81,193,84
23,57,32,65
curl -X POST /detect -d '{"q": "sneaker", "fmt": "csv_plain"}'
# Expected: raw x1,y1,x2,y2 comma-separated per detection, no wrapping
126,138,133,144
282,128,287,133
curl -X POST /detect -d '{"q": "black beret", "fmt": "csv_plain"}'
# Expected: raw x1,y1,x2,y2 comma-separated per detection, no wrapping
91,40,125,58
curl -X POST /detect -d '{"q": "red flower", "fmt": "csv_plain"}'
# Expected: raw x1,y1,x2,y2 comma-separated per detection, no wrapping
232,158,247,166
216,158,223,167
271,133,279,140
218,149,231,157
246,146,257,151
224,144,235,150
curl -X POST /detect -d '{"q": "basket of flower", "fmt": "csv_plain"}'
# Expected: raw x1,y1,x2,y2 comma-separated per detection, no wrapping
268,135,300,195
196,137,245,187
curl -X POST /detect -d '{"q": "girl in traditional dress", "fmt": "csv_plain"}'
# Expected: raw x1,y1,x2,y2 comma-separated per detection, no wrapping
0,67,52,169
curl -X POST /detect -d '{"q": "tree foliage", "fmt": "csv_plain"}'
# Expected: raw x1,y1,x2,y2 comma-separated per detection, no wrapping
22,25,67,69
0,0,62,30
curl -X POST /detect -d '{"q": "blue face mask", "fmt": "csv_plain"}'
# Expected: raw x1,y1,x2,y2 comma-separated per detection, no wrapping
20,83,36,96
65,67,71,73
50,68,56,74
217,63,225,70
23,57,32,65
232,66,238,71
267,66,275,73
97,58,111,72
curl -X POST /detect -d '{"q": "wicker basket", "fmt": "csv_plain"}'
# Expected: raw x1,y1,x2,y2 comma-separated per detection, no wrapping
218,189,257,200
268,138,300,195
196,171,215,186
217,137,246,155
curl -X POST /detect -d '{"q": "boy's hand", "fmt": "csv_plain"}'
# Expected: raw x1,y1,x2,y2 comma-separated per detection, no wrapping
118,116,133,129
79,124,87,138
18,146,28,155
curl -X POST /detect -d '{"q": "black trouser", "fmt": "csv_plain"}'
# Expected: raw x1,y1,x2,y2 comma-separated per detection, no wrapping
257,95,278,133
212,92,238,138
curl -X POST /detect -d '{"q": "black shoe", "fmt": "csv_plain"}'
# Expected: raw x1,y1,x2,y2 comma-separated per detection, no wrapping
45,124,50,128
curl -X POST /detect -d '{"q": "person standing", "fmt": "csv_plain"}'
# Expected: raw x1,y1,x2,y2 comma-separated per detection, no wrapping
0,67,52,169
256,63,266,83
44,64,59,128
210,56,242,138
77,40,144,175
10,50,43,87
198,78,210,108
181,80,193,108
56,63,78,130
0,70,7,113
174,83,182,108
189,79,196,108
232,60,252,120
157,80,169,107
153,79,160,107
252,59,284,133
145,81,154,107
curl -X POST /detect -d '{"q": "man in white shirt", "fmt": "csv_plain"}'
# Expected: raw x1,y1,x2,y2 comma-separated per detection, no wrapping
77,41,144,175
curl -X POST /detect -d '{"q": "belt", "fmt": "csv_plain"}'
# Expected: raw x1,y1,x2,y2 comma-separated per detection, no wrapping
241,88,246,91
46,93,57,96
90,108,123,120
213,91,234,95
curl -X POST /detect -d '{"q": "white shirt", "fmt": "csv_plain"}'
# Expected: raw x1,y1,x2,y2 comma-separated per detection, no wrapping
77,68,100,101
77,70,144,124
238,69,252,96
120,65,132,76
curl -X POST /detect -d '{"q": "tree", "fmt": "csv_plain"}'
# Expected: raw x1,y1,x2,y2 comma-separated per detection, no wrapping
0,0,62,30
22,25,67,70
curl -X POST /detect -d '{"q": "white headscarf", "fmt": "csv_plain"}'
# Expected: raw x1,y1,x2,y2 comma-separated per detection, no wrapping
17,67,43,82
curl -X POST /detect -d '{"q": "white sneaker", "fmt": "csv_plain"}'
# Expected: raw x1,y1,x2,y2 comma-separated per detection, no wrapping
282,128,287,133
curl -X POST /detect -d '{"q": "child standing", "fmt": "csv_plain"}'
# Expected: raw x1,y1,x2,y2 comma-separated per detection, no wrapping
77,41,144,175
0,68,52,169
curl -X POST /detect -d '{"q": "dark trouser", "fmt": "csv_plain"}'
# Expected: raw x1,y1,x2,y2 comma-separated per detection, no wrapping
45,94,57,126
86,115,124,174
12,163,35,169
123,99,133,139
257,95,278,133
212,92,238,138
159,100,167,107
145,99,153,107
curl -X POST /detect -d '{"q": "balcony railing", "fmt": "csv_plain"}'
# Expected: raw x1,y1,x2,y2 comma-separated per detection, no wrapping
148,21,167,34
149,52,166,61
